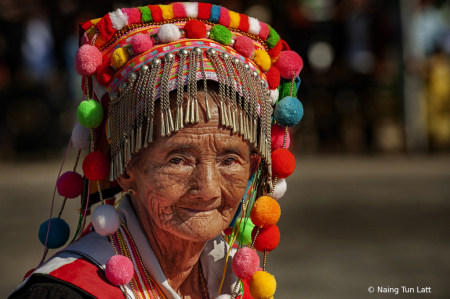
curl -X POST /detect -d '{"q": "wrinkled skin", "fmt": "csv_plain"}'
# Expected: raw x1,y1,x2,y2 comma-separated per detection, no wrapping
117,85,257,298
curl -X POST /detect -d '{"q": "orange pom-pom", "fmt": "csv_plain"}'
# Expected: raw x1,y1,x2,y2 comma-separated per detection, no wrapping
250,196,281,228
251,224,280,252
271,148,295,179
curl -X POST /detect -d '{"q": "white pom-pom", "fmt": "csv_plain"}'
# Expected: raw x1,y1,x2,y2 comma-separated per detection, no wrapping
272,178,287,200
92,204,120,236
184,2,199,18
269,89,279,105
215,295,232,299
158,24,181,44
72,123,93,150
109,9,128,31
248,17,261,36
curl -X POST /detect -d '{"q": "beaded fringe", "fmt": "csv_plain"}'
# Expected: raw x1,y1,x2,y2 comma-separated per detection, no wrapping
108,48,272,182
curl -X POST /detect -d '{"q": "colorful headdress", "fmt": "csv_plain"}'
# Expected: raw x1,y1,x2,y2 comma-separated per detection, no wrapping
36,3,304,299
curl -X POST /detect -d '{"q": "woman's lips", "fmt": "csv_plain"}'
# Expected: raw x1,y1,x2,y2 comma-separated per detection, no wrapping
179,206,217,215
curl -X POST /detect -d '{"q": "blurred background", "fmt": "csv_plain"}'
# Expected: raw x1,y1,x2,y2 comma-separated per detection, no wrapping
0,0,449,298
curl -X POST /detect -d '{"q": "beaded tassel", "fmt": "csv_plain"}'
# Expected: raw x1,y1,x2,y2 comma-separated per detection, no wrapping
176,49,188,131
161,53,175,136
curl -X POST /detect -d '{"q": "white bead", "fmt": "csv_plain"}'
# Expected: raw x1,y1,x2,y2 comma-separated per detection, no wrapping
158,24,181,44
72,123,94,150
272,178,287,200
92,204,120,236
269,89,279,105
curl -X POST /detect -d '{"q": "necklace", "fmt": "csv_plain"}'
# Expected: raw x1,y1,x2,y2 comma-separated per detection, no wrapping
111,221,209,299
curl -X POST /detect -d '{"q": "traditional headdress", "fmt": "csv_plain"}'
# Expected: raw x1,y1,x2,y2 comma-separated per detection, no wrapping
37,3,304,299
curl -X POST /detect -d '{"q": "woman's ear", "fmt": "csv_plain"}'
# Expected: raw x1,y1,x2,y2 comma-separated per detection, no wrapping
115,168,134,192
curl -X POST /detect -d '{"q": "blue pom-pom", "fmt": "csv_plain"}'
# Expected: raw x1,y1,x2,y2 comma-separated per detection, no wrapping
274,96,303,127
38,218,70,249
209,5,221,23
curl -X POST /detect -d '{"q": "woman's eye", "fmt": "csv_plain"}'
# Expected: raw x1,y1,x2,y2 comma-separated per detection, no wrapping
170,158,183,165
222,158,237,166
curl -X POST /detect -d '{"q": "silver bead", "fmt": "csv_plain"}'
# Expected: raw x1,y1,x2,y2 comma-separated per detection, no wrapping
233,58,240,65
109,93,119,101
266,89,271,95
164,53,174,61
179,29,185,36
252,71,258,78
206,30,211,38
260,79,265,85
193,47,202,54
128,72,137,82
127,46,135,56
206,48,217,56
119,82,128,92
220,52,230,60
230,39,235,46
179,49,189,56
140,65,149,75
152,58,161,66
243,64,250,70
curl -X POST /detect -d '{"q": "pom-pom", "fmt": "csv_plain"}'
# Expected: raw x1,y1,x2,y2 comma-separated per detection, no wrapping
57,171,84,199
272,178,287,200
74,45,102,76
95,63,115,86
253,49,271,72
235,218,255,245
269,89,279,105
250,196,281,228
38,218,70,249
224,227,233,235
82,151,110,181
278,78,298,99
24,268,35,280
266,67,281,90
184,20,207,39
105,255,134,285
232,247,260,280
251,225,280,252
271,124,290,150
77,100,104,129
215,295,231,299
234,36,254,58
158,23,181,44
266,26,280,49
91,204,120,236
271,148,295,179
249,271,277,299
131,33,153,54
210,25,232,45
111,47,129,69
274,96,303,127
274,50,303,79
72,123,91,150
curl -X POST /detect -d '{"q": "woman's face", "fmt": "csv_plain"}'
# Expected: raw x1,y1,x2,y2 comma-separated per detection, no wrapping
122,90,254,242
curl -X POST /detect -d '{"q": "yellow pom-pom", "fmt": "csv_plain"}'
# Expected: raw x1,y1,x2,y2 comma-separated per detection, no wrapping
250,196,281,228
253,49,271,72
249,271,277,299
111,47,129,69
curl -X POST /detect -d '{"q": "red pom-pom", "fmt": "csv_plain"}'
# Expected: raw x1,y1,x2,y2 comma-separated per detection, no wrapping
232,247,260,280
271,124,290,150
251,225,280,252
122,8,141,24
268,40,290,62
82,151,110,181
172,3,186,18
239,14,250,32
74,45,102,76
266,67,281,89
274,50,303,79
271,148,295,178
95,63,115,86
105,255,134,285
197,2,213,20
184,20,207,39
131,33,153,54
224,227,233,235
234,36,254,58
23,268,35,280
57,171,84,198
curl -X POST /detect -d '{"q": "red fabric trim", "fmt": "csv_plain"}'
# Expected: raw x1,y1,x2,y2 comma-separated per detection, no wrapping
49,258,124,299
238,14,249,32
81,20,93,31
148,5,163,22
197,3,213,20
96,14,115,42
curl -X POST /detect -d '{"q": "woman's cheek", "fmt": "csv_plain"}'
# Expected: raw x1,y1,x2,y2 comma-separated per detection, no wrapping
220,165,249,206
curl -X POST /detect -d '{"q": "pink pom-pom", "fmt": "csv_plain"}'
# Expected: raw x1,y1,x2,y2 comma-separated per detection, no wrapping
271,124,290,150
57,171,84,199
81,33,90,45
74,45,102,76
131,34,153,54
105,255,134,285
274,50,303,79
234,36,254,58
232,247,260,280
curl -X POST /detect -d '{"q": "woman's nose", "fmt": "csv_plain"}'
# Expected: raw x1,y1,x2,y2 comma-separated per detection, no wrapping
188,161,221,201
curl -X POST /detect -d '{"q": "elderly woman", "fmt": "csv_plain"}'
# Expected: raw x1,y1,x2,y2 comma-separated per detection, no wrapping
9,3,304,299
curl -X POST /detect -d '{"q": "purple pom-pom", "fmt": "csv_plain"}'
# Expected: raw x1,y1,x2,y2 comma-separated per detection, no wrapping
105,255,134,285
232,247,260,280
56,171,84,198
131,34,153,54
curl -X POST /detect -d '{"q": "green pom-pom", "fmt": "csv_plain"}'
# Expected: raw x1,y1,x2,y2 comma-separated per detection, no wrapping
77,100,104,129
210,25,232,45
139,6,153,22
235,218,255,245
266,25,280,49
277,78,297,104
